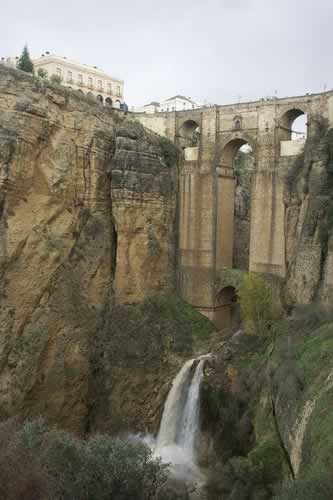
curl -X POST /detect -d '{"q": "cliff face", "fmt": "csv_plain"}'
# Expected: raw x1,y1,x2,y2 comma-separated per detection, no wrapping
283,124,333,307
0,67,176,433
201,318,333,500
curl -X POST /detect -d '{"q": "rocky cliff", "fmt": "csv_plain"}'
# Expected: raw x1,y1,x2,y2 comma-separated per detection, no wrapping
201,316,333,499
0,66,177,433
283,121,333,307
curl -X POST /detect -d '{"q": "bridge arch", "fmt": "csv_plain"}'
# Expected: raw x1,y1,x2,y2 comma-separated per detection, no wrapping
214,286,240,330
216,135,255,273
278,107,308,141
177,119,200,148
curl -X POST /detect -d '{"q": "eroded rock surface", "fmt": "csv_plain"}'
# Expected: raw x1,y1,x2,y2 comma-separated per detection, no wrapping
0,66,176,433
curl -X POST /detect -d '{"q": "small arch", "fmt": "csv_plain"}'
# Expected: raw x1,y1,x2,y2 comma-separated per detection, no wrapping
114,100,121,109
279,108,307,141
105,97,113,106
215,286,240,330
97,94,104,104
77,89,84,94
219,137,255,171
178,119,200,148
233,116,242,130
216,286,237,306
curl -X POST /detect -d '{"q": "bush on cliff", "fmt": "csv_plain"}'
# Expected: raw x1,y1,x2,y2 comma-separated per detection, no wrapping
110,294,215,356
239,273,275,337
0,418,168,500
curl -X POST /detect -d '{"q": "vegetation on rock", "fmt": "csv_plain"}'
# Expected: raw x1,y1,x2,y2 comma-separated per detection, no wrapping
239,272,275,336
16,45,34,74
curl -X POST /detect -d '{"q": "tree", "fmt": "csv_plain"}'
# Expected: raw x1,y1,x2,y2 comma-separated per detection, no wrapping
17,45,34,74
239,272,274,336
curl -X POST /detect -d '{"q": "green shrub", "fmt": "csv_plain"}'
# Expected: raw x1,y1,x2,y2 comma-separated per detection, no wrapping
49,74,62,86
275,469,333,500
239,273,275,336
158,136,179,168
0,418,168,500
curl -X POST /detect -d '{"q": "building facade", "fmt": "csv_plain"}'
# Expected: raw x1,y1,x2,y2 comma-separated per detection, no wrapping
135,95,200,114
135,101,160,114
159,95,200,112
1,53,124,107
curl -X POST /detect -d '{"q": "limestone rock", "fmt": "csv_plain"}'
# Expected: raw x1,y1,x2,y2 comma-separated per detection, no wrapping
0,66,176,433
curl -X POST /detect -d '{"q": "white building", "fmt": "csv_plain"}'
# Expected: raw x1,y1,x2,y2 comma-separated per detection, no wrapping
135,95,200,114
135,101,160,114
159,95,200,112
1,53,124,108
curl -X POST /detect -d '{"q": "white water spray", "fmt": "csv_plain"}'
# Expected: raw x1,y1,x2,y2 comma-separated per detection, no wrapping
154,355,209,479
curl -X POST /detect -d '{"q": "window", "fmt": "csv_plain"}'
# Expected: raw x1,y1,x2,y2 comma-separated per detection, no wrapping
56,67,62,78
97,80,103,91
117,85,121,96
88,77,93,89
67,71,72,83
107,83,112,94
78,74,83,85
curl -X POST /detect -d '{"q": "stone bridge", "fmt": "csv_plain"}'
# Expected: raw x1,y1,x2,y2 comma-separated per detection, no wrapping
136,91,333,328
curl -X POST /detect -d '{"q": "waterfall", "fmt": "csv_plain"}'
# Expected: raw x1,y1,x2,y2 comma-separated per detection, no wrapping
155,355,208,476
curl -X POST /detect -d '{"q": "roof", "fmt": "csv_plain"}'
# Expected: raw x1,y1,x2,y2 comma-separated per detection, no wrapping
144,101,160,107
164,95,195,103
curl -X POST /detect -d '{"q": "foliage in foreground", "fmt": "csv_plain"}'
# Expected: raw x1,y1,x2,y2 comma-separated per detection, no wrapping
0,418,167,500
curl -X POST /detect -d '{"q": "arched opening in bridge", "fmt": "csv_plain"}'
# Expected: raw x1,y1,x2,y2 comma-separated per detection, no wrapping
105,97,113,106
114,100,121,109
279,108,307,141
178,120,200,150
279,108,307,156
216,138,254,272
214,286,240,331
97,94,104,104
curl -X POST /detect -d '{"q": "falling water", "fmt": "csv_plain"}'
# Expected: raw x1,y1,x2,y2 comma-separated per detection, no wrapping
155,355,209,477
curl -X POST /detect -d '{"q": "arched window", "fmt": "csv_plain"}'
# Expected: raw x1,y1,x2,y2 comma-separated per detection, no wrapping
233,116,242,130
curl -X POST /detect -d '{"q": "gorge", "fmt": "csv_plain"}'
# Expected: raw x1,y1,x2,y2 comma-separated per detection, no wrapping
0,64,332,499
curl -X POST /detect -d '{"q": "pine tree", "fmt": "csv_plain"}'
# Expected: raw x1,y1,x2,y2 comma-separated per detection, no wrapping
16,45,34,74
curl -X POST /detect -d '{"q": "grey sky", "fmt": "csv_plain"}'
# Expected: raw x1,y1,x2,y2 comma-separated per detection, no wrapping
2,0,333,106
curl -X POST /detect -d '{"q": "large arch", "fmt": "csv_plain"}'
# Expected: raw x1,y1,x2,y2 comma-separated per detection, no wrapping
216,136,255,272
105,97,113,107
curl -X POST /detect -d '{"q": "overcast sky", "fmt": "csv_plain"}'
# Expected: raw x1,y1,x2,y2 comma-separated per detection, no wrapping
2,0,333,106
